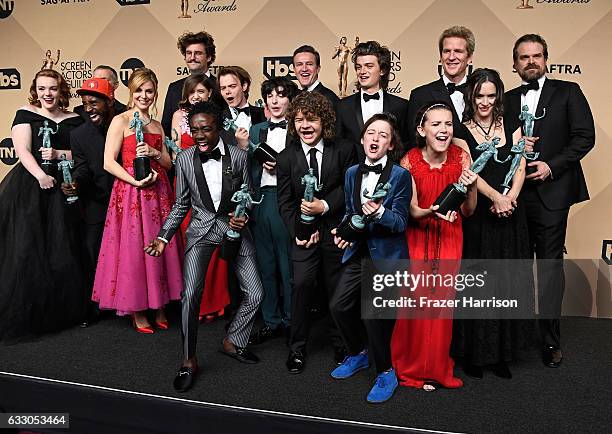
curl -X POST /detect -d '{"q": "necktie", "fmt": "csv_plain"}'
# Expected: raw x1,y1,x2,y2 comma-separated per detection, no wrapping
308,148,319,180
362,92,380,102
235,106,251,116
359,163,383,174
199,147,222,163
446,82,466,94
520,80,539,95
269,120,287,131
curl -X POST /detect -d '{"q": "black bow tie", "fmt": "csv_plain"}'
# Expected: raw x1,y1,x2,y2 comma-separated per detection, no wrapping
235,106,251,116
359,163,383,174
199,147,222,162
269,120,287,131
446,82,466,94
362,92,380,103
520,80,540,95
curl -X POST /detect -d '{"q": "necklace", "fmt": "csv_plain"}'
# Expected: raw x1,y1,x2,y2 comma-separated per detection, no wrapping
472,118,495,140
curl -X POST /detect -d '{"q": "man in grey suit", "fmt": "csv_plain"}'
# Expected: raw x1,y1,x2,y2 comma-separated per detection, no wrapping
145,101,263,393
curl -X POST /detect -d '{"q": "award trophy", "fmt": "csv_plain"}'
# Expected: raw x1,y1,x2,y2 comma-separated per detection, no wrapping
39,120,58,174
295,168,323,242
58,154,78,204
336,182,391,242
164,128,182,164
519,105,546,177
501,138,540,194
220,184,263,261
130,112,151,181
223,117,238,134
433,137,510,214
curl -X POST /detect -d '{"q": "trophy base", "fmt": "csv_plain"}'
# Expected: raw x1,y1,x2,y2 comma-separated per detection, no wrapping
66,196,79,204
220,233,242,262
433,183,467,215
134,156,151,181
254,143,277,166
335,214,366,242
296,216,318,242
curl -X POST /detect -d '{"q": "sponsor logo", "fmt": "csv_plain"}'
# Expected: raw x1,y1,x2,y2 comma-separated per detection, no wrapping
517,0,590,8
547,64,581,74
0,68,21,90
602,240,612,265
61,60,93,99
0,138,17,165
119,58,145,86
263,57,295,80
0,0,14,19
387,50,402,95
193,0,237,14
41,0,92,5
116,0,150,6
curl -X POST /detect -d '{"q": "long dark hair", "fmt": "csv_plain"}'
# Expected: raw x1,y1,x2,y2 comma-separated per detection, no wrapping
462,68,504,125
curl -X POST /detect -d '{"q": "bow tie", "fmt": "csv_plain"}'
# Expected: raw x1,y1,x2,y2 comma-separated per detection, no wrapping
362,92,380,102
269,120,287,130
234,106,251,116
199,147,222,162
446,82,466,94
359,163,383,174
520,80,540,95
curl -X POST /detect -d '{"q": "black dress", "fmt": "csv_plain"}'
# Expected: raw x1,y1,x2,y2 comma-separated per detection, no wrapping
451,121,534,367
0,110,87,344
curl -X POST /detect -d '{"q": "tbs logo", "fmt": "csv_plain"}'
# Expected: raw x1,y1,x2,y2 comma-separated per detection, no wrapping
603,240,612,265
0,68,20,90
116,0,150,6
119,58,145,87
0,0,15,19
263,57,295,80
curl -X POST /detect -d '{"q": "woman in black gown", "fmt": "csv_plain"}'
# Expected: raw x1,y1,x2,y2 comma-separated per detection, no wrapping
451,68,534,379
0,69,87,343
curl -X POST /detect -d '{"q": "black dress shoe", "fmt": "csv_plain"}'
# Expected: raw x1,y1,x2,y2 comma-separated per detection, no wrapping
492,361,512,379
248,325,283,345
334,347,348,365
543,346,563,368
173,366,197,392
220,346,260,364
286,351,305,374
463,363,483,379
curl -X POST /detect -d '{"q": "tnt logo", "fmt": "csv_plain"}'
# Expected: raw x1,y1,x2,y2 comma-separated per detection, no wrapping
119,58,145,87
0,138,17,165
0,68,20,90
602,240,612,265
263,57,295,80
116,0,150,6
0,0,15,19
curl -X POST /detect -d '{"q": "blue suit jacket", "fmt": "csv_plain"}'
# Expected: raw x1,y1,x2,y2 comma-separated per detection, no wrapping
341,162,412,264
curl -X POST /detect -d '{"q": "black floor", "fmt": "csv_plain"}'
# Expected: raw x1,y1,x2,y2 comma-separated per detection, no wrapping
1,305,610,434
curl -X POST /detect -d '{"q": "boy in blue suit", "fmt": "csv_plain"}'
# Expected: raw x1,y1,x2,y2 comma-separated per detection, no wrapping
329,112,412,403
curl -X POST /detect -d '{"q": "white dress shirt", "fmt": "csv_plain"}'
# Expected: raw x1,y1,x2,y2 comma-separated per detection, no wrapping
360,89,384,124
300,138,328,214
260,119,288,188
360,155,387,220
521,75,547,118
306,79,320,92
202,139,225,212
231,104,252,131
442,74,467,121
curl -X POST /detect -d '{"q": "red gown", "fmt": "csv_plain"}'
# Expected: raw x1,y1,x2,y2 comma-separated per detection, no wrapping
391,145,469,389
178,130,229,319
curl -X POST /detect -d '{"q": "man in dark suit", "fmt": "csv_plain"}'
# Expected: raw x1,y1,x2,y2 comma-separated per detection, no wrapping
505,34,595,368
161,31,217,137
406,26,475,149
292,45,340,113
277,91,355,373
336,41,409,161
61,77,118,326
145,101,264,393
73,65,126,117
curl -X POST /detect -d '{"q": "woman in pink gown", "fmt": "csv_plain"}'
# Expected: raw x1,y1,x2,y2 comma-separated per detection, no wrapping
92,68,183,333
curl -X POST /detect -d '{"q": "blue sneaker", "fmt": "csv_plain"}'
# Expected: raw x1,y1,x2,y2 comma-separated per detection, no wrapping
330,352,369,379
366,369,398,403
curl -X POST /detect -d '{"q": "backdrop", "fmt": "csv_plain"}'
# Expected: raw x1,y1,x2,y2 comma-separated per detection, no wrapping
0,0,610,317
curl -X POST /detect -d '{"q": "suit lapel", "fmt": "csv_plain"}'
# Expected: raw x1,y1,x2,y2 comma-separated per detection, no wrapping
192,148,216,213
382,91,390,113
353,167,363,215
533,79,556,137
258,122,269,145
353,93,364,132
320,140,334,188
217,141,233,216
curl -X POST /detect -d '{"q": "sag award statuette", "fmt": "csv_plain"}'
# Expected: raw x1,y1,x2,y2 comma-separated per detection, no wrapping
519,104,546,177
434,137,510,214
336,182,391,242
164,128,182,164
296,168,323,241
501,138,540,195
39,120,58,173
58,154,78,204
130,112,151,181
220,184,263,261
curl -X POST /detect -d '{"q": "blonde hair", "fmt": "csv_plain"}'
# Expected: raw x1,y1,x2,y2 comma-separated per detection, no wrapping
126,68,159,118
438,26,476,56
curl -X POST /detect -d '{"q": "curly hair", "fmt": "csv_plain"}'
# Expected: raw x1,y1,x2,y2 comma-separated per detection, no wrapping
126,68,159,118
462,68,504,126
177,30,216,65
28,69,71,109
351,41,392,90
187,101,224,131
260,76,299,103
361,112,402,162
286,91,336,141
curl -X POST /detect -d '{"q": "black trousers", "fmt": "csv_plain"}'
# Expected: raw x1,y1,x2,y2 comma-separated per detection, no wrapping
329,251,395,373
522,187,569,349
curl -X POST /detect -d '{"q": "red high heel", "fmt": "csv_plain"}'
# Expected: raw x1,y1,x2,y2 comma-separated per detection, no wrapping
132,316,154,334
155,319,169,330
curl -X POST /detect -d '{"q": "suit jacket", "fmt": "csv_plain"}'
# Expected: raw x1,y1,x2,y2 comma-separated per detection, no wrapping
406,78,465,150
220,105,266,147
276,138,355,260
70,119,115,225
74,99,126,120
158,140,255,254
341,162,412,263
505,78,594,210
336,91,409,161
312,82,340,113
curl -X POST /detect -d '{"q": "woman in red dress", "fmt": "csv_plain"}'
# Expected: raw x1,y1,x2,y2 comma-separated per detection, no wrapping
391,102,477,391
170,73,229,320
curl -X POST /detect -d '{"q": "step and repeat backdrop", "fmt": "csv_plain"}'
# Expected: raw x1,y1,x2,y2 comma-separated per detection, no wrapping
0,0,610,316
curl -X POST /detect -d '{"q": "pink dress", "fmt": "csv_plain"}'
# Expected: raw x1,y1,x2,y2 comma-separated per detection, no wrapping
92,133,183,315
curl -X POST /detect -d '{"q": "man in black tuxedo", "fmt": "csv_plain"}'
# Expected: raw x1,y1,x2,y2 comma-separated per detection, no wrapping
505,34,595,368
277,91,355,373
74,65,126,117
336,40,409,161
61,77,118,326
406,26,475,149
292,45,340,113
162,30,217,137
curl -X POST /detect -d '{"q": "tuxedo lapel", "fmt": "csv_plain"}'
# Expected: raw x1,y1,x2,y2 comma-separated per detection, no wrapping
217,142,233,216
382,91,390,113
533,80,556,137
353,167,363,215
353,93,364,132
320,140,334,188
432,78,453,106
192,148,216,213
258,122,269,145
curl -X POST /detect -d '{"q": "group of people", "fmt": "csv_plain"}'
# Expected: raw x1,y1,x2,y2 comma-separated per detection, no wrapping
0,26,594,404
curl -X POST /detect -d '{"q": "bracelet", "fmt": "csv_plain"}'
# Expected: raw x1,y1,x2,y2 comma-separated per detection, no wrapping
154,151,162,161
